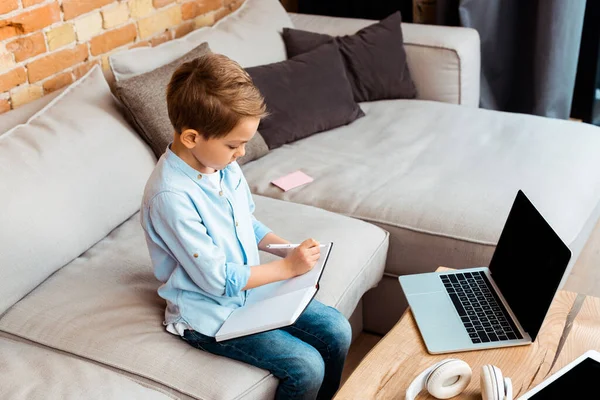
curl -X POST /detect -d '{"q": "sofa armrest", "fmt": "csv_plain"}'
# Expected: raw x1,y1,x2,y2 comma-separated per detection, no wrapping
288,13,481,107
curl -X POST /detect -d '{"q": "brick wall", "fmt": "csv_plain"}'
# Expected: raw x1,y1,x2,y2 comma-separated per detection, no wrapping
0,0,245,114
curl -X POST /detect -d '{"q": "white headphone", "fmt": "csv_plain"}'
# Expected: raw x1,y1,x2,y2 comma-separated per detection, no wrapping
481,364,513,400
405,359,512,400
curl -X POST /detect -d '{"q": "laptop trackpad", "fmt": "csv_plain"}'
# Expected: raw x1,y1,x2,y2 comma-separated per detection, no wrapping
409,291,472,353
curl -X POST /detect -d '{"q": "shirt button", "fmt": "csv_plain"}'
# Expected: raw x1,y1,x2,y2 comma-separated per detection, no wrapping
193,253,198,258
235,221,239,227
219,191,224,196
197,174,202,180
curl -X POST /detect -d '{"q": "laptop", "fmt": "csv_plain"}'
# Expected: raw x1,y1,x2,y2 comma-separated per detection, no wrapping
399,190,572,354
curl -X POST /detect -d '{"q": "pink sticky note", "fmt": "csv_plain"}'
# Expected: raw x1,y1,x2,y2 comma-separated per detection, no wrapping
271,171,314,191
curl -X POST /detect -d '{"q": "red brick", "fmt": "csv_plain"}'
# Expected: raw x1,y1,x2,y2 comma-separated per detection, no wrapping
181,2,194,19
150,31,171,46
0,67,26,92
22,0,46,8
174,21,195,39
73,60,100,80
62,0,113,20
0,2,61,41
0,0,18,14
7,32,46,63
27,44,88,83
90,23,137,56
0,98,10,114
182,0,222,20
153,0,176,8
137,5,181,39
43,71,73,93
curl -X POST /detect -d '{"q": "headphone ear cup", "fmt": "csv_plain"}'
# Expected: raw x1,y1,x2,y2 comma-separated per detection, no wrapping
481,365,506,400
504,377,513,400
426,359,472,399
494,366,505,400
480,365,496,400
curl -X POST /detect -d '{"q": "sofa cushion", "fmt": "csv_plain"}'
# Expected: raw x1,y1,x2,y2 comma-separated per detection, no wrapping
0,197,388,400
0,65,156,315
283,12,416,103
0,336,173,400
241,99,600,283
110,0,292,81
246,41,364,149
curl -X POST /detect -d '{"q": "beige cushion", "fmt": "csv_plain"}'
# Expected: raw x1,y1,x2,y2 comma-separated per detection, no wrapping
0,336,173,400
0,65,156,315
289,13,481,107
0,196,387,400
110,0,292,81
241,99,600,285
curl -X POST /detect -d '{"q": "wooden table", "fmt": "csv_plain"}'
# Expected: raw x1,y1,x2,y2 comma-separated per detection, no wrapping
335,267,600,399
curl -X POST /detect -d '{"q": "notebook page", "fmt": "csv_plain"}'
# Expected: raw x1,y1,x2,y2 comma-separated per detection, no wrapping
245,242,332,306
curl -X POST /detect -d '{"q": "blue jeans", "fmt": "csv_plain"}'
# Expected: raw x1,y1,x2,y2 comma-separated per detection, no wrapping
182,299,352,400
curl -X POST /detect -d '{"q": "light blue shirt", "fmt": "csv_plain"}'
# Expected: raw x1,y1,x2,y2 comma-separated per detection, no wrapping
141,146,272,337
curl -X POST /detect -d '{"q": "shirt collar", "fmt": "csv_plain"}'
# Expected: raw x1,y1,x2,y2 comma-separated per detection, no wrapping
164,143,235,183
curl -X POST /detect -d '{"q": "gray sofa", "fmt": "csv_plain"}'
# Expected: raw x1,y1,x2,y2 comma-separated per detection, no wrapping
245,12,600,333
2,0,600,399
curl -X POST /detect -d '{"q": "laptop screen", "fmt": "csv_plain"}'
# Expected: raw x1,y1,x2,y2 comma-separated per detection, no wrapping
489,190,571,341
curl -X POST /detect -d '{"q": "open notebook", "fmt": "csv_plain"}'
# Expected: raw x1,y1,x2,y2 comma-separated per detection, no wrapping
215,242,333,342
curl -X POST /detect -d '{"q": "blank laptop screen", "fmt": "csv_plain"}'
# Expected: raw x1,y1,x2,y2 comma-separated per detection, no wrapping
489,191,571,341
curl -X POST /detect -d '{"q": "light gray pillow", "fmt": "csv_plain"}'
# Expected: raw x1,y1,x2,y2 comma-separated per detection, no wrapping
0,88,65,135
0,65,156,315
115,42,269,163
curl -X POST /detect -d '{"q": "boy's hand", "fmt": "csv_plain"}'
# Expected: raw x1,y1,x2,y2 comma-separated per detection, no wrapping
284,238,321,277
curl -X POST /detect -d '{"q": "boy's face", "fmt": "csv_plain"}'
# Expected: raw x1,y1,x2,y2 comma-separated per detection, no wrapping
180,117,260,173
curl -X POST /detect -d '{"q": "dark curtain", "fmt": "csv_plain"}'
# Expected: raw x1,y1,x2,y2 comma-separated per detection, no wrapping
437,0,587,119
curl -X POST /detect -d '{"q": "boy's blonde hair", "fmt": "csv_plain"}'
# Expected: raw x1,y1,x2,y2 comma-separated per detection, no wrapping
166,53,267,139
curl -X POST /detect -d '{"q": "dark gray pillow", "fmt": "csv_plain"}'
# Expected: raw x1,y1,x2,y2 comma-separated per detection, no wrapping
246,41,364,150
115,42,269,163
282,12,417,103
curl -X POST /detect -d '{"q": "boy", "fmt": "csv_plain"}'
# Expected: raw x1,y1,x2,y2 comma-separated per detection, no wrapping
141,53,352,400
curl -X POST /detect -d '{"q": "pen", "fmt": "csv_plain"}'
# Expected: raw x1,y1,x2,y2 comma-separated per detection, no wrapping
266,244,328,249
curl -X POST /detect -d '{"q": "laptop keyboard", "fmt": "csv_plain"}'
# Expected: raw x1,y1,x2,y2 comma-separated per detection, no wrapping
440,271,523,344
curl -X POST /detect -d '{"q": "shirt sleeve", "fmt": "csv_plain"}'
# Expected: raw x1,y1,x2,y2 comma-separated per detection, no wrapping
148,191,249,297
241,173,272,244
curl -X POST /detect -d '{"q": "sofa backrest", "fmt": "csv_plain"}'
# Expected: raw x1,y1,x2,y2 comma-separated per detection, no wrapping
0,66,156,315
288,12,481,107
